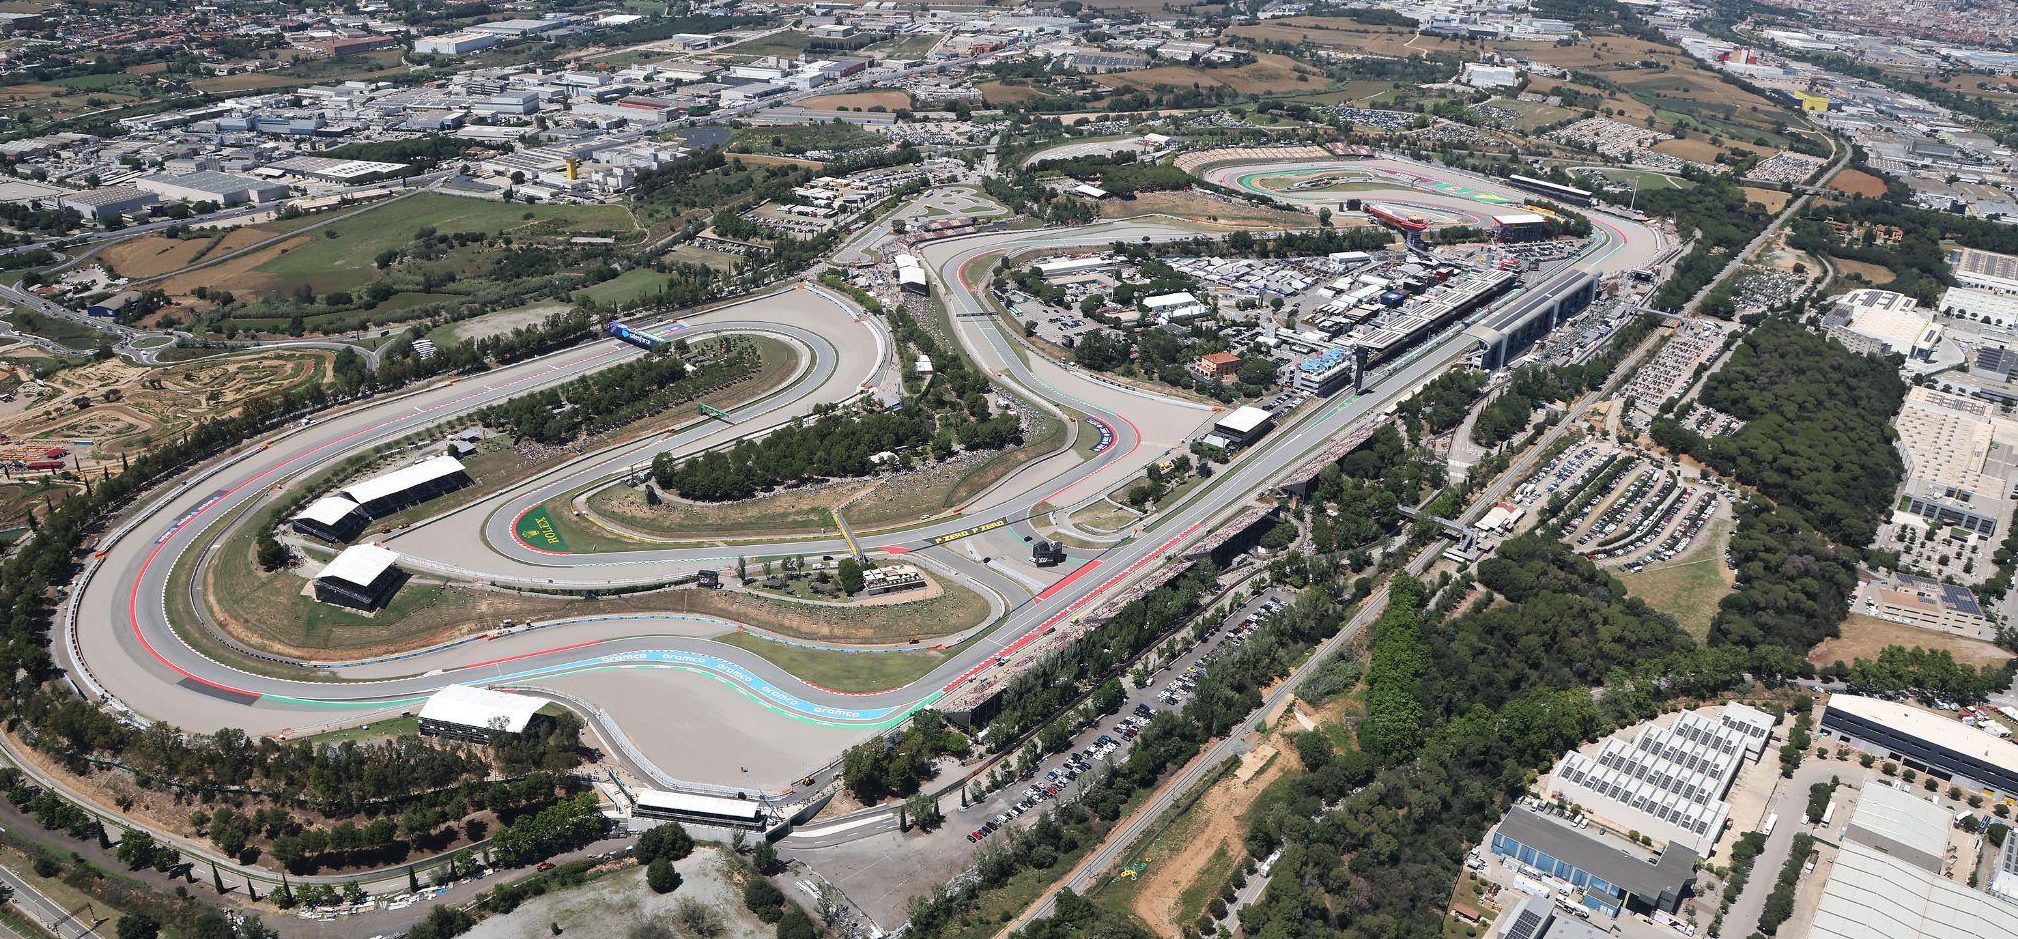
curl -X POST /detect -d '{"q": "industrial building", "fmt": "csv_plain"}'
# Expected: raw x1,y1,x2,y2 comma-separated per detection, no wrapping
1824,289,1941,362
310,544,406,609
1950,246,2018,294
1489,806,1698,917
415,31,503,55
135,170,288,206
1808,781,2018,939
58,185,157,223
417,684,552,741
1893,386,2018,538
1821,694,2018,800
1546,703,1774,855
1466,267,1596,368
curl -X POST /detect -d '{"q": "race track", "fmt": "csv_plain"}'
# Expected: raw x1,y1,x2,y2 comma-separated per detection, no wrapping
65,154,1666,792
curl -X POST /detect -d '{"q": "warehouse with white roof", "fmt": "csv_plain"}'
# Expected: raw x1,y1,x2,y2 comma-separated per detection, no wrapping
1822,693,2018,799
1809,780,2018,939
418,684,552,742
310,544,406,609
1547,703,1774,854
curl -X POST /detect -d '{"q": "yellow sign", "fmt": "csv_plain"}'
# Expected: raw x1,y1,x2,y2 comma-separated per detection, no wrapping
926,517,1009,546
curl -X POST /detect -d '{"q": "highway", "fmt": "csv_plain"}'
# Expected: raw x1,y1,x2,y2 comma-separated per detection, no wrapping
42,152,1672,895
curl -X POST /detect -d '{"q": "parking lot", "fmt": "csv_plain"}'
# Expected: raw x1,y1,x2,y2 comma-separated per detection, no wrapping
954,586,1297,847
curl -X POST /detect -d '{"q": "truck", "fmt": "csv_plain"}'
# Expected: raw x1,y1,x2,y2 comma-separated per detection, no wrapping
608,322,664,352
1760,813,1777,837
1819,800,1837,826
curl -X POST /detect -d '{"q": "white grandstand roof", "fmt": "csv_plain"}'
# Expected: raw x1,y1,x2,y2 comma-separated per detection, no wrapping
293,495,362,527
1494,212,1548,225
635,788,762,821
418,684,545,734
339,454,467,506
1829,694,2018,772
312,544,400,587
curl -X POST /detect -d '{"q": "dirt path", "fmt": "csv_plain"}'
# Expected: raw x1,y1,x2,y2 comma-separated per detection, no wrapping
1130,716,1304,936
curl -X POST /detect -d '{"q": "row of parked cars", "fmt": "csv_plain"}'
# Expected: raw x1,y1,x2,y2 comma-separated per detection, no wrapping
966,594,1288,846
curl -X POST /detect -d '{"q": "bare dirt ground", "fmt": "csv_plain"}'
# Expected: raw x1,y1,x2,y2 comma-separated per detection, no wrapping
798,89,911,110
0,350,330,462
1828,168,1889,198
1131,739,1296,936
446,304,570,344
155,234,308,298
101,227,275,280
462,847,776,939
1811,614,2014,670
1741,186,1791,213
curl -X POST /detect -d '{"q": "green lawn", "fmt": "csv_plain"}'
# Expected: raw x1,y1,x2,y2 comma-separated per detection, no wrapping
718,31,817,58
711,631,948,692
252,194,639,293
729,122,888,156
4,310,103,350
573,268,678,307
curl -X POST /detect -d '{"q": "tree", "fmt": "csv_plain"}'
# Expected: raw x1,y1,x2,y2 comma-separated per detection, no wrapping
752,839,778,874
638,822,693,863
117,912,161,939
647,857,681,894
837,557,865,595
776,908,818,939
255,530,288,571
744,876,786,923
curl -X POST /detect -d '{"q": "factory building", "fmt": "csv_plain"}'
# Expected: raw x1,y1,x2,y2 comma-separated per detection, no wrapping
1824,289,1940,362
1821,694,2018,800
1546,703,1774,854
58,185,157,223
1893,387,2018,538
1489,806,1697,917
1808,781,2018,939
136,170,289,206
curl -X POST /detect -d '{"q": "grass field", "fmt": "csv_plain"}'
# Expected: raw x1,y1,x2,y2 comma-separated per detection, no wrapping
1098,189,1314,229
711,630,950,692
247,194,638,294
717,31,816,58
980,81,1067,106
573,268,679,307
1829,256,1897,288
1096,52,1323,97
862,34,941,59
1741,186,1791,213
3,310,102,350
1811,614,2014,671
1615,516,1735,642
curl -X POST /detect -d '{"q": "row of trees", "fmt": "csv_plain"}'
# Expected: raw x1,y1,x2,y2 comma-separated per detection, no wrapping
481,337,758,445
840,709,971,803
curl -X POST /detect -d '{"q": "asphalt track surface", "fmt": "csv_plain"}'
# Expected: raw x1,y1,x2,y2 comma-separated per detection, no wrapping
65,155,1667,791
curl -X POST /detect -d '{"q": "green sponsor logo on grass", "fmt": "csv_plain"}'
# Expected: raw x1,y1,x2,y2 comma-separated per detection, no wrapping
517,507,569,552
